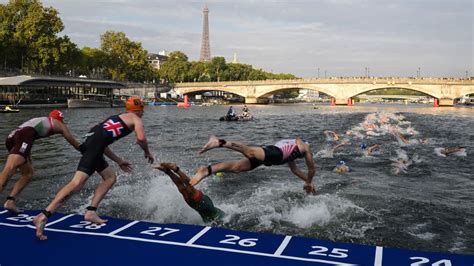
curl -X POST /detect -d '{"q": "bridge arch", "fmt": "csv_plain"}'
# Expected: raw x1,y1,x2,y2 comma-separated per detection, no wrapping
178,86,247,98
174,78,473,106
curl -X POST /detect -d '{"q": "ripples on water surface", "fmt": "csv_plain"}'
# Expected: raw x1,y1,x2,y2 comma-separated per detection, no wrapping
1,104,473,254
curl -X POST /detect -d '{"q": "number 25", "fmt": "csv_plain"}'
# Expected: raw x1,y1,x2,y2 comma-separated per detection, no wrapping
309,246,348,258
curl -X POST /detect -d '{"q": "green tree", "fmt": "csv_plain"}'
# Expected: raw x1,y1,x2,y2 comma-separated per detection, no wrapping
223,63,253,81
0,0,75,73
209,56,226,81
189,61,211,82
158,51,190,83
77,47,108,78
100,31,153,81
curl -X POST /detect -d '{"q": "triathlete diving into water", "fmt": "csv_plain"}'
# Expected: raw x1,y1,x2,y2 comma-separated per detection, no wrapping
155,163,224,223
191,135,316,194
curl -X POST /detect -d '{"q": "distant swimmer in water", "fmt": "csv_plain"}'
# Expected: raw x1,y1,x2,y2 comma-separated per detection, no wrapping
324,130,339,141
391,159,409,175
389,126,412,145
360,143,380,156
334,160,350,173
155,163,224,223
0,110,82,213
191,135,316,194
33,97,154,240
435,147,466,157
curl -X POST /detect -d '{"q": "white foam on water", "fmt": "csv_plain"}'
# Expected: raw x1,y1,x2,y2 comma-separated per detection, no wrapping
390,149,411,174
281,194,363,228
434,147,447,157
315,144,335,158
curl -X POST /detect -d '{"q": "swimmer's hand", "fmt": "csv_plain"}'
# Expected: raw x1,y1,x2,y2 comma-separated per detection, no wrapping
145,152,154,164
118,160,132,173
304,182,316,195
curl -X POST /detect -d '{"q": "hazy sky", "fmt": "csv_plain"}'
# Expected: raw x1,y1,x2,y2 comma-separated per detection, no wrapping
20,1,474,77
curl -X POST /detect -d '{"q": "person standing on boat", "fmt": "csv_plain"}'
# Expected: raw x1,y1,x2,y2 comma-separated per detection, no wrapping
190,135,316,194
33,97,154,240
0,110,82,213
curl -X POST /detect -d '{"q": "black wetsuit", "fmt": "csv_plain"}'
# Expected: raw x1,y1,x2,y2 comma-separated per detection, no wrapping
77,114,132,175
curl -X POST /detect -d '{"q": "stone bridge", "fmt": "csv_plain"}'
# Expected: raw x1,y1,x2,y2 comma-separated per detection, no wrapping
174,78,474,106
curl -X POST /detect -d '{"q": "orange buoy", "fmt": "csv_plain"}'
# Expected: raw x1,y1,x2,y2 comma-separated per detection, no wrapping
177,95,191,108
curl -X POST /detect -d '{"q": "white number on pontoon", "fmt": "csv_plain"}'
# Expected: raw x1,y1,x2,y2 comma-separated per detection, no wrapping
410,257,452,266
219,235,258,247
140,227,180,237
308,246,349,258
6,214,34,223
70,221,106,230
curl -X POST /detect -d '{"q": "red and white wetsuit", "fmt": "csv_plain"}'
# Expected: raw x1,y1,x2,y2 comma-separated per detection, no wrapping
274,139,305,164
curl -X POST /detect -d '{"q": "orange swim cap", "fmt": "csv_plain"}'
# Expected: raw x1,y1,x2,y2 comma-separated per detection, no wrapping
126,96,144,111
49,110,64,123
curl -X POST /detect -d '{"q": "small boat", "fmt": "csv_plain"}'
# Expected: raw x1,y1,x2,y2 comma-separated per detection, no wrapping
0,105,20,113
219,114,253,121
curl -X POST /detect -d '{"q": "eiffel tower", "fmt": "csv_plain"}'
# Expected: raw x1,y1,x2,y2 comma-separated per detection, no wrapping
199,4,211,61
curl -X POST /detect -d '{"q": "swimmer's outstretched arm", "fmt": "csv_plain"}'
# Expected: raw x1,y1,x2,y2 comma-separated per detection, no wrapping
324,130,339,141
443,147,464,155
104,147,132,173
367,144,380,155
331,142,347,152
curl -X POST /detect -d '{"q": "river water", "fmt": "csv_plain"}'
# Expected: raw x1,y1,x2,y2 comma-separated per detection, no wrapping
1,103,473,255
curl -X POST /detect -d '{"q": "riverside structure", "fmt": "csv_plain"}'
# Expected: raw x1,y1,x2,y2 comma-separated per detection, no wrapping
174,77,474,106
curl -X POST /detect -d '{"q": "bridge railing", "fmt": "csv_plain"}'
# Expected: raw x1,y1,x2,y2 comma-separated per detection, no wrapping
175,77,472,87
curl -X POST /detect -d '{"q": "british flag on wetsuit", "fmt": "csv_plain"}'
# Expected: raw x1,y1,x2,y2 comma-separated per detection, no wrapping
100,115,132,144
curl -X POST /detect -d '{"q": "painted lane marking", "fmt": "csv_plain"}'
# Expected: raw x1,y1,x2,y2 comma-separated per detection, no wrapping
0,222,35,228
108,220,140,235
45,214,75,227
186,226,211,245
110,234,358,266
273,235,292,256
374,246,383,266
0,222,357,265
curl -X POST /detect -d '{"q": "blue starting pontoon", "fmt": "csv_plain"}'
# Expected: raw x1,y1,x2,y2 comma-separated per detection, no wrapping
0,209,471,266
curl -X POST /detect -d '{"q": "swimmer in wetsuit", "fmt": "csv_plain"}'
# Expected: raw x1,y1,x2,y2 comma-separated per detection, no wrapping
360,143,380,156
0,110,82,213
155,163,224,223
191,135,316,194
334,160,350,173
33,96,154,240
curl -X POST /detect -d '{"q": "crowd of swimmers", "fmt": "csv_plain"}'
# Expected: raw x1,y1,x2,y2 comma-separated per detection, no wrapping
319,112,466,175
0,97,316,240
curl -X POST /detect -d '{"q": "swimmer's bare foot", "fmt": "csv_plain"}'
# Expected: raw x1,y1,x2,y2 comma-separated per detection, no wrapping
85,210,108,224
33,213,48,240
190,166,210,186
199,135,220,154
4,199,23,214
